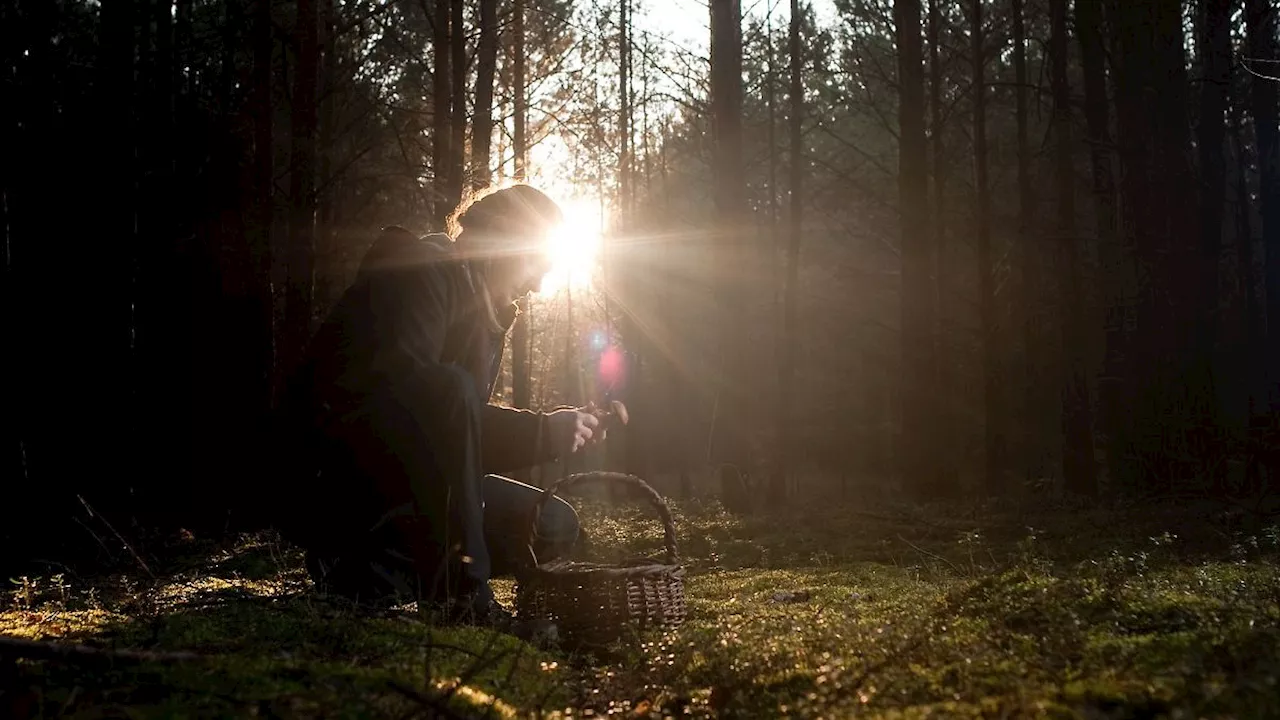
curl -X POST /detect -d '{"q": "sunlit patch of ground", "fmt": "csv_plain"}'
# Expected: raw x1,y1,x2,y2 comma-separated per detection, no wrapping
3,496,1279,717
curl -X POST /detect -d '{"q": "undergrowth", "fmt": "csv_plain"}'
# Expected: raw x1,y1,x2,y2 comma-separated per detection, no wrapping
2,496,1279,718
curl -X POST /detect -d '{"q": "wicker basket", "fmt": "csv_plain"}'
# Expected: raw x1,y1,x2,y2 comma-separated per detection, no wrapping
513,472,686,647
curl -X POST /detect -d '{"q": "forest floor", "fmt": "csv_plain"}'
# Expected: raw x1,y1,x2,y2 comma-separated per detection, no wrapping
3,493,1280,719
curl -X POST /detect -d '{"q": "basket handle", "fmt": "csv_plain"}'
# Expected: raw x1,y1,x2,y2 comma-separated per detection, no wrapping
525,471,680,567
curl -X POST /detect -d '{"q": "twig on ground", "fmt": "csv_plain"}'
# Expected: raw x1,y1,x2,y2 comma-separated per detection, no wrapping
386,679,471,720
0,635,203,664
77,494,155,578
896,534,964,576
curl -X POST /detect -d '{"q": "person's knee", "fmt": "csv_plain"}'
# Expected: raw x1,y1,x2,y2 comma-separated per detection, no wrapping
535,496,580,548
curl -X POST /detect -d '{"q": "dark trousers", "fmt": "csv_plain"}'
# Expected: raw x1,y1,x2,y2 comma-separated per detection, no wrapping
306,474,579,605
291,363,577,606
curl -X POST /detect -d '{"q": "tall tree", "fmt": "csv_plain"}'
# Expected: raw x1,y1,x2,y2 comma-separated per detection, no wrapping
710,0,746,466
928,0,956,490
252,0,275,407
894,0,937,497
1231,82,1262,417
1195,0,1230,486
774,0,804,504
1077,0,1125,487
1109,0,1200,490
283,0,320,389
1012,0,1038,484
1051,0,1097,495
472,0,499,188
448,0,465,204
432,0,452,222
1247,0,1280,412
971,0,1001,495
511,0,532,415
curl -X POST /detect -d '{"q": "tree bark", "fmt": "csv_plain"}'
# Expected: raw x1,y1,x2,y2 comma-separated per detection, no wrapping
1051,0,1097,495
448,0,465,205
1077,0,1126,489
472,0,498,189
971,0,1002,495
252,0,275,406
773,0,804,505
432,0,452,223
284,0,319,388
1109,0,1200,491
928,0,957,491
1247,0,1280,412
895,0,938,498
511,0,531,418
1012,0,1040,485
1231,91,1261,417
1196,0,1230,488
710,0,746,467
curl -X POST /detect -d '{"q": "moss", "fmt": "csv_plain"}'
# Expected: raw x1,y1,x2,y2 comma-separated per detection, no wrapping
3,500,1280,717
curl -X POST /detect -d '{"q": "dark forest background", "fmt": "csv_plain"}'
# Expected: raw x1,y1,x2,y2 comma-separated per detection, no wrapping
3,0,1279,574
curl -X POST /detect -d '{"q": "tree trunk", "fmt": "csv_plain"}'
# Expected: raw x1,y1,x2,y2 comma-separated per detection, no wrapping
620,0,632,218
773,0,803,505
1077,0,1126,489
316,0,337,313
895,0,938,498
448,0,465,205
927,0,957,491
1196,0,1230,488
284,0,319,389
1109,0,1200,492
472,0,498,189
1051,0,1097,495
1231,92,1261,418
252,0,275,406
1012,0,1040,485
710,0,746,467
432,0,452,223
1247,0,1280,412
511,0,531,417
971,0,1001,495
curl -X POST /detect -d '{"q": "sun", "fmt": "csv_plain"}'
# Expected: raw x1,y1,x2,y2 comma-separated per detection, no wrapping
538,198,602,294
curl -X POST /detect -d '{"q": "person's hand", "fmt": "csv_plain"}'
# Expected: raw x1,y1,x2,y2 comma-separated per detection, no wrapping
546,403,603,455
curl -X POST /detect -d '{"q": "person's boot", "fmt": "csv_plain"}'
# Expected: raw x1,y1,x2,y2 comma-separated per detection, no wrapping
434,583,515,631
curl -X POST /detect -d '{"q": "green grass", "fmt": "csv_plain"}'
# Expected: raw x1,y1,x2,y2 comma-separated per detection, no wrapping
3,497,1279,718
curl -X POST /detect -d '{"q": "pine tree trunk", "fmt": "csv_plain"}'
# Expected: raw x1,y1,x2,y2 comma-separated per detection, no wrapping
448,0,465,204
971,0,1002,496
1231,98,1261,417
511,0,531,418
773,0,803,505
710,0,746,467
1247,0,1280,412
1012,0,1039,485
252,0,275,407
432,0,452,224
1051,0,1097,495
1196,0,1230,489
928,0,955,490
284,0,319,389
1077,0,1126,489
895,0,938,498
472,0,498,189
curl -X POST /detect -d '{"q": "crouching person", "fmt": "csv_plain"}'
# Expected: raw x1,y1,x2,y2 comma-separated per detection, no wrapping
270,185,603,629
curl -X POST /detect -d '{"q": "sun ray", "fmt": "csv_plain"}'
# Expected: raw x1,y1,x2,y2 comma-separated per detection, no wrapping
537,198,602,294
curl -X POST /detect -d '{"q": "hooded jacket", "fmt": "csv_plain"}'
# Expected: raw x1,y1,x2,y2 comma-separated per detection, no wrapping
283,227,556,474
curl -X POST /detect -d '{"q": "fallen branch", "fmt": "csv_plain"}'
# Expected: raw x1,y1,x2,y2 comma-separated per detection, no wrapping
896,534,964,576
0,634,203,664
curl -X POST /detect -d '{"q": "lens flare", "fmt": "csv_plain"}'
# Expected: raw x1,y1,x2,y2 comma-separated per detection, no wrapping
538,198,602,293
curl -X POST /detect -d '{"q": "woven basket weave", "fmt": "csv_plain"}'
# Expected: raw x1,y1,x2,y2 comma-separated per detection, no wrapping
513,472,686,647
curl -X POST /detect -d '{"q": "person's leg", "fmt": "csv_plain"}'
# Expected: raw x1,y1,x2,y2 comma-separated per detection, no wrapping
396,363,497,607
481,474,580,576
